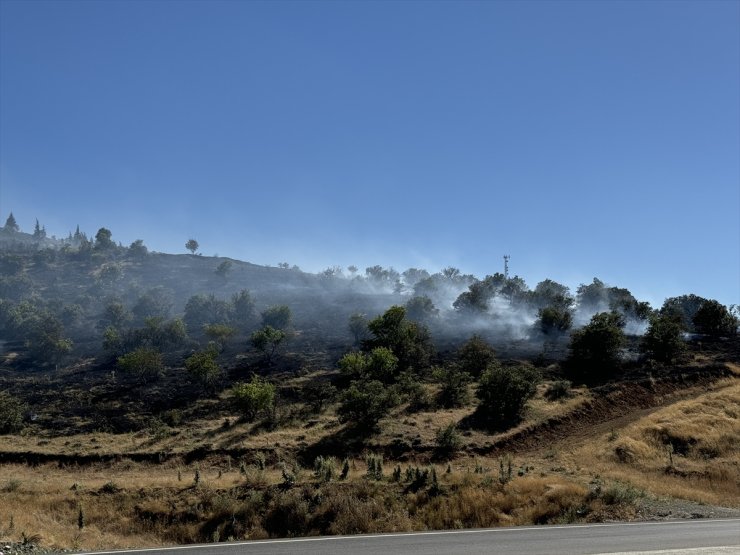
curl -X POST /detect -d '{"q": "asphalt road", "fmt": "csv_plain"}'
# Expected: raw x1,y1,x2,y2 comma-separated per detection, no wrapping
78,519,740,555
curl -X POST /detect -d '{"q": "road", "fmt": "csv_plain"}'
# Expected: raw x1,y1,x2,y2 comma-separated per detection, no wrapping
77,519,740,555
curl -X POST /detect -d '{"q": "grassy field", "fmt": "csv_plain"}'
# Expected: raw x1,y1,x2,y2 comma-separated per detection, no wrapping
1,365,738,551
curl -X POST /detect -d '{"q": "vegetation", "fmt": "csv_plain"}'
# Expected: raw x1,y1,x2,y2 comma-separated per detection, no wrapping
0,217,737,551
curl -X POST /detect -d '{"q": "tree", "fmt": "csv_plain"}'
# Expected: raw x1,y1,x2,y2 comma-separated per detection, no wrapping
566,312,626,381
434,367,472,408
128,239,148,258
94,228,114,250
232,377,276,420
338,347,398,383
185,347,224,392
117,347,164,383
405,296,439,324
204,323,236,350
457,335,497,377
3,212,19,233
215,260,233,279
660,294,708,332
537,306,573,336
364,306,433,372
692,300,738,338
98,301,133,331
184,294,231,331
185,239,199,254
33,219,46,239
640,314,686,364
337,380,399,432
132,287,173,322
261,305,292,330
475,365,539,426
230,290,257,331
0,392,24,433
348,313,368,345
251,325,287,363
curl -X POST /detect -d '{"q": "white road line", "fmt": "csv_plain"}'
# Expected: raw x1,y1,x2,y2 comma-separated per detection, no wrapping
75,519,740,555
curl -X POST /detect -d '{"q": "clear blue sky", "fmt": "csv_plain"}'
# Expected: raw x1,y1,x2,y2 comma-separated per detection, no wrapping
1,0,738,306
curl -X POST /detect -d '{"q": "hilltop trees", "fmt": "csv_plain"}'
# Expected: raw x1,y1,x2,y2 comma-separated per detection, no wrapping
3,212,19,233
185,239,199,254
94,228,114,250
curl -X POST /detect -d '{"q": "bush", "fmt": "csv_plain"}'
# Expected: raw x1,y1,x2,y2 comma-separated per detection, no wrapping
456,335,496,377
435,423,463,456
185,348,224,391
261,305,292,330
337,380,399,432
475,365,539,426
0,392,24,434
232,377,276,420
117,347,164,383
434,367,472,408
545,380,572,401
251,325,287,363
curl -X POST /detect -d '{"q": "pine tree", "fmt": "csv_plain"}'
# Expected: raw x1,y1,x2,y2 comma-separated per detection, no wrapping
3,212,19,232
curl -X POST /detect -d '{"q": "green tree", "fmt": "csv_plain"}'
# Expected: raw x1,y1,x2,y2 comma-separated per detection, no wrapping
32,219,46,239
251,325,287,363
231,377,276,420
456,335,497,377
185,239,199,254
337,380,399,432
0,391,24,433
184,294,231,331
692,300,738,338
338,347,399,383
365,306,433,372
215,260,233,279
405,296,439,323
348,313,368,345
94,228,114,250
566,312,626,381
230,290,257,331
434,367,472,408
128,239,148,258
538,306,573,336
640,314,686,364
117,347,164,383
204,323,236,350
475,365,539,426
3,212,19,233
261,305,292,330
185,347,224,392
660,294,707,332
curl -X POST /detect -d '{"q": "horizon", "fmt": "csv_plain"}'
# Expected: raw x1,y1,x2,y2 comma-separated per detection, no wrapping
1,0,738,308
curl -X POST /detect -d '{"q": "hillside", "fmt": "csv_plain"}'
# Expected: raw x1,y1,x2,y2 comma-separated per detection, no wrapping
0,226,738,552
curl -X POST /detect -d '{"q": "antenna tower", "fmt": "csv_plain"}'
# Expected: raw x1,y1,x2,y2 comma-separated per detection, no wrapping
503,255,510,279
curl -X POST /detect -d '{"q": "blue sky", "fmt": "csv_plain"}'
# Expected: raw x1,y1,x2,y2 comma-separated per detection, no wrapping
1,0,738,307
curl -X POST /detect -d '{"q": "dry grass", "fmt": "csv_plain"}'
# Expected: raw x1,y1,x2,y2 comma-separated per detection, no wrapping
565,378,740,507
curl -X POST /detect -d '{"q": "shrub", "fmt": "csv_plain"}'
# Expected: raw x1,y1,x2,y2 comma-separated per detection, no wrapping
185,348,224,391
475,365,539,426
434,367,472,408
232,377,276,420
456,335,496,377
117,347,164,383
640,314,686,363
250,325,287,363
692,300,738,337
435,423,463,456
545,380,572,400
0,392,24,434
337,380,399,432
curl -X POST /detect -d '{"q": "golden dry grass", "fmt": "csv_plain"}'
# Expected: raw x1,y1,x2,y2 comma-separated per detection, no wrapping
563,378,740,507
